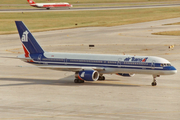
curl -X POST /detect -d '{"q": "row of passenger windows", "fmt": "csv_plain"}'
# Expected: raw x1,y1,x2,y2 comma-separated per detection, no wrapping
42,58,64,61
123,62,148,66
70,59,103,63
41,58,151,65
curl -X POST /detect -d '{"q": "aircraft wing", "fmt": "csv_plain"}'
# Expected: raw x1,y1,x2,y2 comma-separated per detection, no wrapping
0,55,105,72
18,65,105,72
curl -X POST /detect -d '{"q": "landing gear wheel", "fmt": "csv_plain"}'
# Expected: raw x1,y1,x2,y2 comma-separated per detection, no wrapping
151,75,159,86
151,82,157,86
80,80,84,83
74,79,84,83
98,76,105,81
74,79,78,83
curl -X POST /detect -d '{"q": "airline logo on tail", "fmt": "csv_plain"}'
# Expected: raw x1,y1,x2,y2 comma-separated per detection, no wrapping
21,31,29,42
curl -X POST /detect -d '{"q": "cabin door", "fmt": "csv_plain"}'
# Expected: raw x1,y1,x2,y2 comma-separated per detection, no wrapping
38,54,42,61
118,58,122,67
64,58,67,65
151,60,156,69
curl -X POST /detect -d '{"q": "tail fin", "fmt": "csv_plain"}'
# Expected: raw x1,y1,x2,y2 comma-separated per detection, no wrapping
27,0,36,4
15,21,44,57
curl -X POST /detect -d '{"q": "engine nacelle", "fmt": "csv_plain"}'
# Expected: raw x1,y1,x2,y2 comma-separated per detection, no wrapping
75,70,99,81
116,73,135,77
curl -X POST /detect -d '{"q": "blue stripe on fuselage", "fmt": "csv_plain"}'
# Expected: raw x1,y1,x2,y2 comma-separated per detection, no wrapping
28,54,175,71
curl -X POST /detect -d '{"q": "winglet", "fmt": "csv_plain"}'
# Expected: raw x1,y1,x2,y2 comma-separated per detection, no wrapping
15,21,44,56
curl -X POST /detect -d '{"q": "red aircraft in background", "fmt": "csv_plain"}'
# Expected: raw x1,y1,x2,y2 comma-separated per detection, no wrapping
27,0,72,10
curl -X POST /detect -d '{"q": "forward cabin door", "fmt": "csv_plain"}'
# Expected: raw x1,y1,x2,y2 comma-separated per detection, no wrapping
117,58,122,67
151,60,156,69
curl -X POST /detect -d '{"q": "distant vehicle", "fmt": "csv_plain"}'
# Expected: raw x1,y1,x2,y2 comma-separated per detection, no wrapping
27,0,72,10
15,21,177,86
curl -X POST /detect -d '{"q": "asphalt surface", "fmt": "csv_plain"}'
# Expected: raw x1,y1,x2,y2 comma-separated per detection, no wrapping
0,17,180,119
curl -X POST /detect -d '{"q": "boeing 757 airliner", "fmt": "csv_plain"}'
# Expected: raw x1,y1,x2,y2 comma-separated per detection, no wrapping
15,21,177,86
27,0,72,10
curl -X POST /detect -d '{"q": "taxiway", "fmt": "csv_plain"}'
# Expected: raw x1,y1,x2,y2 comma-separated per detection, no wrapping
0,18,180,119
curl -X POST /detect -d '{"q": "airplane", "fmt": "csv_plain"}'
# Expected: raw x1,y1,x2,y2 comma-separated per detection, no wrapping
15,21,177,86
27,0,72,10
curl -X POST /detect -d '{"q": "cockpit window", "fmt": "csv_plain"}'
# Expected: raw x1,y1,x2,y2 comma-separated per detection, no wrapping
167,64,171,66
161,63,171,67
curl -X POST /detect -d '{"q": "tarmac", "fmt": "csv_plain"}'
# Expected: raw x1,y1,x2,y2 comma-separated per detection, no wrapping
0,17,180,119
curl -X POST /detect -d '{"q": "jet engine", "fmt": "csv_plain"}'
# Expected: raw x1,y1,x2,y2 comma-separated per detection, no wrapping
75,70,99,81
116,73,135,77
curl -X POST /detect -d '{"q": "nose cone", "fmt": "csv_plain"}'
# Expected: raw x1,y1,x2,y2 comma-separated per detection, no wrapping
163,66,177,75
69,4,73,7
169,66,177,74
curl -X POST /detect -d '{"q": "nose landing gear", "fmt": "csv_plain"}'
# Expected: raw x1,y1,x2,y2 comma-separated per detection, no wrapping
151,75,160,86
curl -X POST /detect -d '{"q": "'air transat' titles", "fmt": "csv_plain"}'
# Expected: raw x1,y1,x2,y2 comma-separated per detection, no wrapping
124,57,148,62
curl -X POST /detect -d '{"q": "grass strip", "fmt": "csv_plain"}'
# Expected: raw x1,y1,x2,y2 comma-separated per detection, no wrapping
1,7,180,34
152,22,180,36
0,0,179,4
164,22,180,25
152,31,180,36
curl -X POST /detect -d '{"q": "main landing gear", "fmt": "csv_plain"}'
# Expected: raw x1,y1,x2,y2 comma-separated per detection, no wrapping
151,75,160,86
98,75,105,81
74,79,84,83
74,75,106,83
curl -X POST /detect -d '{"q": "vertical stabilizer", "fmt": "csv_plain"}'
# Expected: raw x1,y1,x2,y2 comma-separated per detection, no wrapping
15,21,44,56
27,0,36,5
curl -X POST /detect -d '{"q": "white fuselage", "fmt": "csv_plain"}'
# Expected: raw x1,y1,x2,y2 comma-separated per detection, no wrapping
18,52,177,76
30,3,72,8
